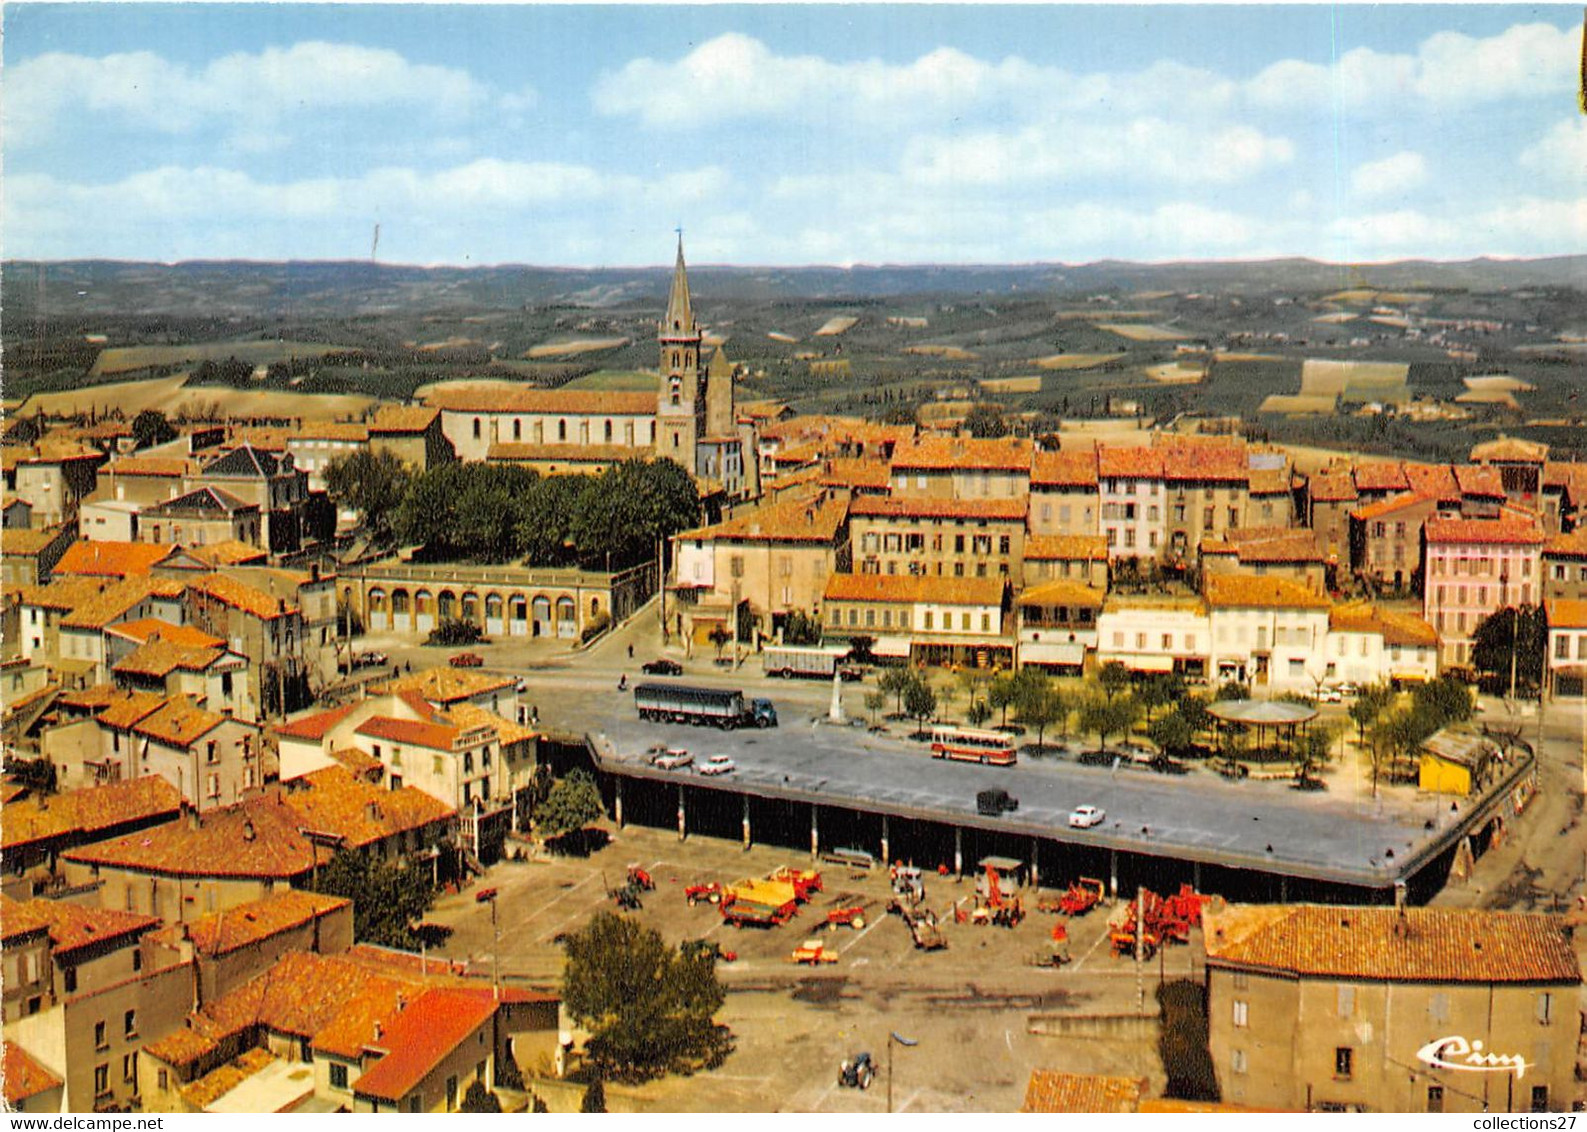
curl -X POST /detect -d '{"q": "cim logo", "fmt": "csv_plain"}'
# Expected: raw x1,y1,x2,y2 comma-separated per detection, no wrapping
1415,1036,1533,1080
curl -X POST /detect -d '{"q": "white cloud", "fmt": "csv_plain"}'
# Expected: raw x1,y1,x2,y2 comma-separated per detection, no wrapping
1247,21,1576,111
1520,119,1587,183
5,42,507,148
1351,152,1428,199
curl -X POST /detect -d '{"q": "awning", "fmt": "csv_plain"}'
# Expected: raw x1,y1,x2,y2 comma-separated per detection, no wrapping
1020,641,1087,666
870,636,912,659
1391,671,1430,683
1118,655,1174,673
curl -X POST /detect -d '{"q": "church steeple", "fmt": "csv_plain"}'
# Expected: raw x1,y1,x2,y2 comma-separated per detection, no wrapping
662,233,696,338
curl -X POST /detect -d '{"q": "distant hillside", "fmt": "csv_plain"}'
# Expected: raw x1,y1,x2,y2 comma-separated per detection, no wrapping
3,255,1582,319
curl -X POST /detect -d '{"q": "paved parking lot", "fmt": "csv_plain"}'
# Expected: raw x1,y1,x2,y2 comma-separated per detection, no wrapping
426,823,1190,1112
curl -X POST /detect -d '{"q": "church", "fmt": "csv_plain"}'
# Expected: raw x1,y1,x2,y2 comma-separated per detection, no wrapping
427,238,760,501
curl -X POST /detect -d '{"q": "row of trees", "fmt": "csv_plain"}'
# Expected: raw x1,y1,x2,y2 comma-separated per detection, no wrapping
327,451,701,570
1346,675,1477,794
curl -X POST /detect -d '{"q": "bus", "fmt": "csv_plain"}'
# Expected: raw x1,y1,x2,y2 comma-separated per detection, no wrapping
930,726,1017,766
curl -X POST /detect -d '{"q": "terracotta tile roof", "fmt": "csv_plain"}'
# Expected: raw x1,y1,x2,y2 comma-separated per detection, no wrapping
1204,903,1582,984
0,893,53,942
329,747,385,779
3,1042,63,1105
352,988,499,1103
375,666,515,705
1453,464,1506,498
823,573,1005,607
428,388,658,416
149,890,350,958
1404,463,1460,499
179,541,270,568
368,405,441,434
819,457,892,491
191,572,296,620
275,702,360,741
59,576,165,630
1096,446,1164,479
4,442,103,467
849,495,1027,522
1546,599,1587,631
203,443,289,478
15,575,106,611
1016,580,1107,608
64,796,328,880
1307,470,1358,503
678,488,847,544
1204,573,1330,610
180,1047,280,1112
14,896,159,960
282,767,455,849
57,682,132,713
1352,491,1436,523
1329,603,1439,647
295,421,370,443
1424,516,1543,546
108,618,225,649
144,1025,223,1068
1024,534,1108,562
444,701,537,746
96,689,171,731
1160,443,1247,483
1030,448,1099,487
1353,462,1410,493
1247,467,1292,494
107,456,193,478
3,525,67,556
1022,1071,1145,1114
1470,436,1548,464
149,486,258,517
1544,528,1587,560
2,775,185,853
192,951,404,1054
487,442,641,464
132,695,231,747
1205,528,1325,565
55,540,172,578
354,716,466,751
889,435,1033,472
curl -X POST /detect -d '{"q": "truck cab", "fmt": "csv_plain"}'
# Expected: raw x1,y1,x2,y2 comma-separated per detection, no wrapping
751,698,778,727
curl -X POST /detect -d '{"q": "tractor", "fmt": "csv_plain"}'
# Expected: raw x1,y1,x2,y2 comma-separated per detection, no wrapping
838,1052,876,1090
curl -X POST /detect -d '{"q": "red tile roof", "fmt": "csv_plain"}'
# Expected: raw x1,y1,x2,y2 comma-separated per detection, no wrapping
149,890,350,958
14,576,106,611
819,458,892,491
96,689,171,731
889,435,1033,472
678,488,847,543
428,388,658,416
132,695,234,747
1351,491,1436,523
0,894,52,943
1403,463,1459,499
108,456,194,478
282,767,455,849
354,716,465,751
54,540,171,578
1424,516,1543,546
1030,448,1098,487
64,796,329,880
13,897,159,960
1022,1071,1145,1113
1096,446,1164,479
376,667,516,705
352,988,499,1103
1353,462,1410,493
1204,573,1330,610
3,1042,63,1105
1544,529,1587,560
1306,470,1359,503
1453,464,1506,498
1160,442,1247,483
275,703,360,741
2,776,185,853
849,495,1027,522
190,572,296,620
823,573,1005,607
1023,534,1109,561
1329,603,1440,647
113,639,229,680
1470,436,1548,464
369,405,441,434
58,577,167,630
1204,904,1581,984
1016,580,1107,608
107,618,225,649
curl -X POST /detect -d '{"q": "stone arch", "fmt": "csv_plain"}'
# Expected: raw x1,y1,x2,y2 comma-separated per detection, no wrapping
437,590,457,621
460,591,481,623
555,595,577,639
390,588,410,615
414,589,435,634
484,592,506,635
509,594,529,637
531,594,551,637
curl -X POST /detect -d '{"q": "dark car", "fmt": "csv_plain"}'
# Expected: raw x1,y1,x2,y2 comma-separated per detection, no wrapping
641,658,684,676
449,653,483,668
977,788,1020,816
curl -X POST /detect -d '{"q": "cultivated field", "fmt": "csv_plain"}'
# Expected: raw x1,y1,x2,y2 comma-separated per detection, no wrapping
1030,353,1119,370
978,376,1044,394
88,339,347,377
525,336,629,359
19,374,375,420
1143,362,1204,384
1096,323,1189,342
902,344,978,360
562,370,658,391
814,316,861,337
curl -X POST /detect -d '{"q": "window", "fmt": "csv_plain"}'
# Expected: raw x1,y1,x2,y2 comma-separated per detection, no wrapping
1232,971,1248,990
961,612,971,631
1337,986,1354,1018
330,1063,349,1090
94,1064,109,1097
1232,1000,1248,1027
206,740,218,764
924,611,934,630
1230,1049,1247,1075
95,1020,108,1050
124,1009,137,1038
1557,635,1571,659
158,1069,169,1091
1536,991,1552,1025
1531,1086,1549,1113
1334,1047,1353,1080
446,1075,460,1112
472,418,481,440
207,773,220,799
1426,1086,1443,1113
64,967,77,993
123,1051,138,1084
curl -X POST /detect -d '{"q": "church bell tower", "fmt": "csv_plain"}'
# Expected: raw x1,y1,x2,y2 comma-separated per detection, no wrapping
656,235,705,463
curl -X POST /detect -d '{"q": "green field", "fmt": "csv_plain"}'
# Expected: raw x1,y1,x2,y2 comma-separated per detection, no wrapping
561,369,658,391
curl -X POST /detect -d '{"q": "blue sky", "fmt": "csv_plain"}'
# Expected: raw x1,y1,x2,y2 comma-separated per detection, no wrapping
4,4,1583,266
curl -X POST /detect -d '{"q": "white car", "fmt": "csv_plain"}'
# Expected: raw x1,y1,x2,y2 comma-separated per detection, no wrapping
1068,805,1106,829
653,749,692,771
697,754,737,776
1317,687,1343,704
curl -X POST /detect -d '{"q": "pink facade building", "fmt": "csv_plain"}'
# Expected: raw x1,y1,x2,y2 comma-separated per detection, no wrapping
1422,514,1544,669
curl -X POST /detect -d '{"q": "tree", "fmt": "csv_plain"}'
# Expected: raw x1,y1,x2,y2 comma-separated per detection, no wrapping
1348,683,1394,747
1148,710,1195,757
987,672,1017,727
580,1079,608,1113
516,474,586,566
562,912,730,1082
1097,661,1131,703
310,849,434,950
131,409,177,449
847,635,876,664
1413,674,1475,726
425,617,484,647
1138,673,1185,723
570,459,701,570
1215,680,1250,701
879,667,912,717
864,690,887,726
1176,696,1212,744
962,404,1009,439
5,416,41,445
461,1080,502,1112
1470,606,1546,695
708,623,733,659
782,610,822,647
1295,721,1340,789
903,671,938,734
1079,693,1140,752
537,769,605,847
326,449,412,545
966,699,993,727
1016,681,1067,749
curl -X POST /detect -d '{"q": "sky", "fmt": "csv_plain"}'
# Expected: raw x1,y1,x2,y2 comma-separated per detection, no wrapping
3,4,1584,267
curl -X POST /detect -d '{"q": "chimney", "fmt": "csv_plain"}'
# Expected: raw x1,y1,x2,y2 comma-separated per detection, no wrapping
366,801,381,822
187,805,201,832
242,819,256,842
277,597,286,614
373,1021,383,1042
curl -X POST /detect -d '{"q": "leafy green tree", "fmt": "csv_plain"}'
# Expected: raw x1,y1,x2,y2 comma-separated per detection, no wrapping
903,671,938,732
987,672,1017,727
708,623,733,659
966,699,993,727
847,635,875,663
425,617,484,647
1138,673,1185,723
864,690,887,726
1215,680,1250,702
580,1078,608,1112
962,404,1009,438
6,416,42,445
461,1080,503,1112
1016,681,1068,749
563,912,730,1082
879,667,912,716
1176,696,1212,743
516,474,586,566
310,849,434,950
1471,606,1546,695
537,769,605,845
1413,674,1476,726
1148,710,1195,757
1295,721,1340,788
326,449,412,544
1348,683,1395,747
570,459,700,570
1079,694,1140,752
780,609,823,646
457,465,539,562
1097,661,1131,703
131,409,177,449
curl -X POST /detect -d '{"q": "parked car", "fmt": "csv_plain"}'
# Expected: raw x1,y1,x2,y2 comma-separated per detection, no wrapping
1335,682,1360,696
993,723,1027,737
696,754,736,776
1117,742,1156,765
1317,687,1343,703
641,658,684,676
653,749,693,771
449,653,483,668
1068,805,1106,829
355,651,387,667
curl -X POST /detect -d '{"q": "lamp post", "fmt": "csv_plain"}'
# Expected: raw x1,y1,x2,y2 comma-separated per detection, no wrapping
475,887,500,1001
887,1031,917,1114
